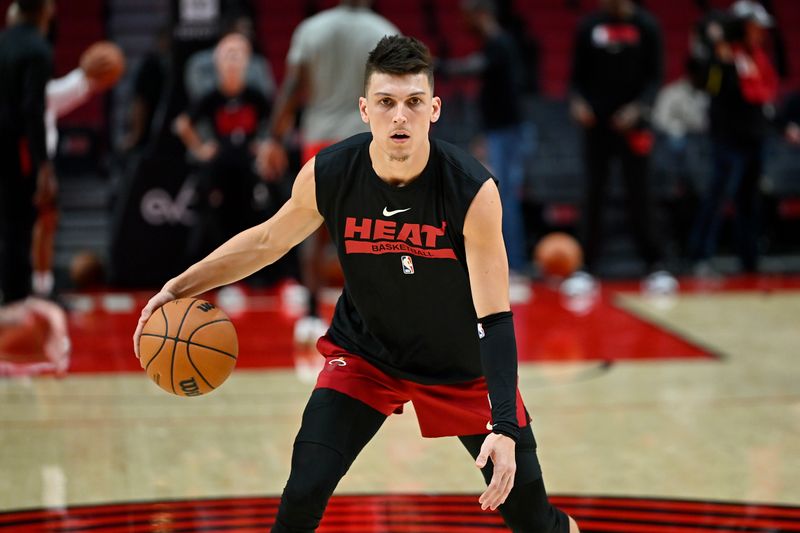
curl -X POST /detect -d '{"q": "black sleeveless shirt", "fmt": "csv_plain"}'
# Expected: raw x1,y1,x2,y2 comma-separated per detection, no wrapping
315,133,494,385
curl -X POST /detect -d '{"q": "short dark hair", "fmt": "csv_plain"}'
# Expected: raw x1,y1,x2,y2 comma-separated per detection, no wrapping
364,35,434,95
17,0,47,15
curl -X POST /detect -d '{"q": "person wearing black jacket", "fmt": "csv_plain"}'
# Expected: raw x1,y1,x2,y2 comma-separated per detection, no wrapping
687,0,778,274
0,0,56,303
570,0,670,285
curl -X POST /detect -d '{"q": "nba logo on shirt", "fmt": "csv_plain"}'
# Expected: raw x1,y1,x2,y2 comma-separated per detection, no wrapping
401,255,414,274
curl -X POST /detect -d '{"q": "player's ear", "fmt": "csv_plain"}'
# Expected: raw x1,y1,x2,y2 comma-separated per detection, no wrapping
359,96,369,124
430,96,442,124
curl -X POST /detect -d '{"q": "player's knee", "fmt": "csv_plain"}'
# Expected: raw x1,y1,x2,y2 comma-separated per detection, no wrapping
280,442,344,514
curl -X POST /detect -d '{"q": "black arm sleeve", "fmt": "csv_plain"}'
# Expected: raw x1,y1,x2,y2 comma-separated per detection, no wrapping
21,49,51,166
478,311,520,442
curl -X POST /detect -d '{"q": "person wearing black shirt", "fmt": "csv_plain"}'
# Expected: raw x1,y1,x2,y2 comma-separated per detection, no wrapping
135,36,579,533
0,0,56,304
570,0,668,283
442,0,529,274
174,33,270,262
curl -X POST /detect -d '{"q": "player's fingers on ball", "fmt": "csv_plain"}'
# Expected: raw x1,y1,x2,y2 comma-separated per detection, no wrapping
133,317,148,357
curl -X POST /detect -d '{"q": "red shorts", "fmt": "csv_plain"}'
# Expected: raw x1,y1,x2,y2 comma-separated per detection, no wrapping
301,140,336,165
315,336,530,438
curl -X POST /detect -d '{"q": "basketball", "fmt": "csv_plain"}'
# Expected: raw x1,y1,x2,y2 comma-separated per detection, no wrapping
69,250,105,289
79,41,125,89
139,298,238,397
534,232,583,278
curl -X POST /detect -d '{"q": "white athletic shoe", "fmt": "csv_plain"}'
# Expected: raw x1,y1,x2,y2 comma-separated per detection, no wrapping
641,270,679,296
559,271,600,315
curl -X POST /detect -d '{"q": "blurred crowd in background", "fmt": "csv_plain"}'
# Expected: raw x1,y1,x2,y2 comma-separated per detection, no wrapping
1,0,800,312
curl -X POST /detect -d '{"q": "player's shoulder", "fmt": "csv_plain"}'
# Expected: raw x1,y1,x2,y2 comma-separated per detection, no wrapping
314,133,371,183
318,132,371,160
431,137,493,188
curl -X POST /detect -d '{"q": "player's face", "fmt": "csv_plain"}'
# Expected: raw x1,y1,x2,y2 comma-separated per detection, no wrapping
359,72,441,163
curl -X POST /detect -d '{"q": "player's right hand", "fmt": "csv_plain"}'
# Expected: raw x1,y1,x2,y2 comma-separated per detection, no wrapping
133,289,176,359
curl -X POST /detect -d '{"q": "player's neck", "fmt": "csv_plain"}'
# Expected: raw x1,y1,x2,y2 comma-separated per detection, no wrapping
369,140,430,187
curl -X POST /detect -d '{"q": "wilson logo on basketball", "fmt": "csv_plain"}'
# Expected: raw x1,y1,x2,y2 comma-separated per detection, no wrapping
343,217,456,259
179,377,201,396
197,302,215,312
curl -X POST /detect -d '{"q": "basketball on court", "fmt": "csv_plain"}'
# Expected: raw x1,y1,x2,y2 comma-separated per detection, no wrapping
139,298,238,397
534,232,583,278
79,41,125,89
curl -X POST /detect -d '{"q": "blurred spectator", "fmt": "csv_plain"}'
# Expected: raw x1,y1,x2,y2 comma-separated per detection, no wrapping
776,90,800,146
653,57,709,143
570,0,671,286
0,296,70,376
8,3,124,298
257,0,398,347
441,0,529,274
173,33,271,262
0,0,56,304
184,11,275,104
121,26,170,153
687,0,779,274
495,0,540,97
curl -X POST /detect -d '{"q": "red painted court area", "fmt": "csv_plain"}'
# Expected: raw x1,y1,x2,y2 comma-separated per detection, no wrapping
55,277,732,374
2,494,799,532
6,274,800,375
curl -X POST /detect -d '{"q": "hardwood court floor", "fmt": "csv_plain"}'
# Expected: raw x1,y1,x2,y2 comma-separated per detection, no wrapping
1,275,799,532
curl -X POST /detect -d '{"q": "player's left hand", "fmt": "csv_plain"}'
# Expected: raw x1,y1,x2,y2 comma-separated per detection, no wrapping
475,432,516,511
133,288,176,359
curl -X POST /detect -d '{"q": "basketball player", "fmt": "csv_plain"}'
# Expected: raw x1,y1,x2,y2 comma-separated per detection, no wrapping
134,36,579,533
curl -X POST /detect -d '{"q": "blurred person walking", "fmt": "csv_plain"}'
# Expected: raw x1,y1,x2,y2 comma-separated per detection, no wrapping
0,0,56,304
687,0,778,274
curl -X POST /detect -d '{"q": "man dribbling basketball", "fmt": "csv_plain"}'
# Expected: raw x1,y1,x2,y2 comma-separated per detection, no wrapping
134,35,580,533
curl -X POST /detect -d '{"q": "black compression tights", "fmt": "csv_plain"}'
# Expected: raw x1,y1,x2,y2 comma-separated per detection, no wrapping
460,428,571,533
272,389,569,533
